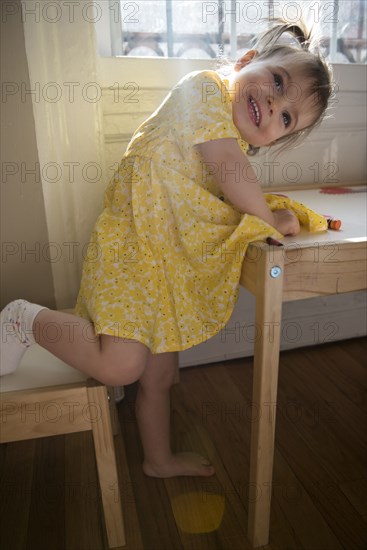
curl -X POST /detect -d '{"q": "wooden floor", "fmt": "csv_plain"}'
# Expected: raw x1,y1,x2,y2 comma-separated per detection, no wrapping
1,338,366,550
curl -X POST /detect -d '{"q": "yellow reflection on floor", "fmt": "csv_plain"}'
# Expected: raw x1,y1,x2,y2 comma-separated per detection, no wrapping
171,492,225,534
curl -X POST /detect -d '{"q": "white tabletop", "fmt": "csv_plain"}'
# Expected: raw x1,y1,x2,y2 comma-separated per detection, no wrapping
272,186,367,247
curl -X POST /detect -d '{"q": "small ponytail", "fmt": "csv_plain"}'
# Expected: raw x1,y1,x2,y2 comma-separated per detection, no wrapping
252,18,314,53
284,21,312,49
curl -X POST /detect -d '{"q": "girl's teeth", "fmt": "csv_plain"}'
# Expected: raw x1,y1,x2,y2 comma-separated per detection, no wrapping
250,97,259,126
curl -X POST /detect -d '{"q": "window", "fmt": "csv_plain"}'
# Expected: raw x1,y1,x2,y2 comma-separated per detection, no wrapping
103,0,366,63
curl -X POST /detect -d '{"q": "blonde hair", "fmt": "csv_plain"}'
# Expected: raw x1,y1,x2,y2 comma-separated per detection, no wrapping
246,20,333,156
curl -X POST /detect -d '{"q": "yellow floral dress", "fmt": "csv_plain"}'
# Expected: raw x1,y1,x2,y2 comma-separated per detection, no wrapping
75,70,326,353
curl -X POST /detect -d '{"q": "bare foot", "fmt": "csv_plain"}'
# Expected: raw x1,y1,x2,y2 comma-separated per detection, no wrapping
143,452,215,478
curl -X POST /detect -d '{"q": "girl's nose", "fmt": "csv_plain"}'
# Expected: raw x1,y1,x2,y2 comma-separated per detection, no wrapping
267,97,274,115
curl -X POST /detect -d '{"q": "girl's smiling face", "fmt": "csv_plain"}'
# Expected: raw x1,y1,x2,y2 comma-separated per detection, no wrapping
230,50,318,147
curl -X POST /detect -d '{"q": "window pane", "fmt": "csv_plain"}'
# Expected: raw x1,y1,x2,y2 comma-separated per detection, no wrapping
172,1,218,58
121,0,166,56
315,0,367,63
119,0,366,63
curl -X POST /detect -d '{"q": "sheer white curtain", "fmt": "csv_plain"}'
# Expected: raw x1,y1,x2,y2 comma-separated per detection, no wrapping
21,1,106,309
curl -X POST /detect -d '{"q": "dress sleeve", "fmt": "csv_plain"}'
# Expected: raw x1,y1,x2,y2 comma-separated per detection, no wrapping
171,70,249,153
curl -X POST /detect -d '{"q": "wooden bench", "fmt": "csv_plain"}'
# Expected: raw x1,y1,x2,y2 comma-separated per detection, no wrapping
0,344,125,548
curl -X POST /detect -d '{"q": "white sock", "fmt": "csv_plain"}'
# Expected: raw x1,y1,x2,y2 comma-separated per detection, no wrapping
0,299,48,376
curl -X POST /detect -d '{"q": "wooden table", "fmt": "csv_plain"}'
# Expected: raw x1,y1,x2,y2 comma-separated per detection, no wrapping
240,186,367,547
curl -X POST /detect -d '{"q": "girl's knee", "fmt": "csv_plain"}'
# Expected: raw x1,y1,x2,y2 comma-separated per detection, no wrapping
98,355,146,386
98,336,149,385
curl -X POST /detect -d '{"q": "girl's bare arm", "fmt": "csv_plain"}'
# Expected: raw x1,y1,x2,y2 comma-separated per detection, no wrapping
196,138,300,235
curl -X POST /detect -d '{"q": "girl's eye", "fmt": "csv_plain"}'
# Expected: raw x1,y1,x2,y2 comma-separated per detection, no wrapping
274,73,283,91
282,112,291,128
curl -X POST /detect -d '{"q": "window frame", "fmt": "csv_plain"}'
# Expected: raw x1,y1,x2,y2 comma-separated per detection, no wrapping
95,0,366,64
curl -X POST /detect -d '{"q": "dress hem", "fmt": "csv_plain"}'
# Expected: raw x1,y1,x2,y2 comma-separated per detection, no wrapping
87,301,237,355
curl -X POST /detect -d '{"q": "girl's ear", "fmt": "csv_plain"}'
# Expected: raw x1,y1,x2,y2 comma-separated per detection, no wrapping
234,49,258,72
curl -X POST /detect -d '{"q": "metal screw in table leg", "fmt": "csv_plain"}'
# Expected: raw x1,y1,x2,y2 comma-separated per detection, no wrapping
270,266,282,278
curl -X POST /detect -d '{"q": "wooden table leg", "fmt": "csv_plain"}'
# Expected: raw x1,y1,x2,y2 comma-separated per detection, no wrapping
87,383,126,548
247,246,284,547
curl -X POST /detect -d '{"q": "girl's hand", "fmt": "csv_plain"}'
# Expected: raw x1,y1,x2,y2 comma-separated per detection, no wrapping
273,209,301,236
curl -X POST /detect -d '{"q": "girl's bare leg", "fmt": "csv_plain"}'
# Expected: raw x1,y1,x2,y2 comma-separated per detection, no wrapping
33,309,150,386
136,351,215,478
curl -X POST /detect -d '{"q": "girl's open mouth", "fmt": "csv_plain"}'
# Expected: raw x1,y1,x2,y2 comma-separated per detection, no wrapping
247,96,261,127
